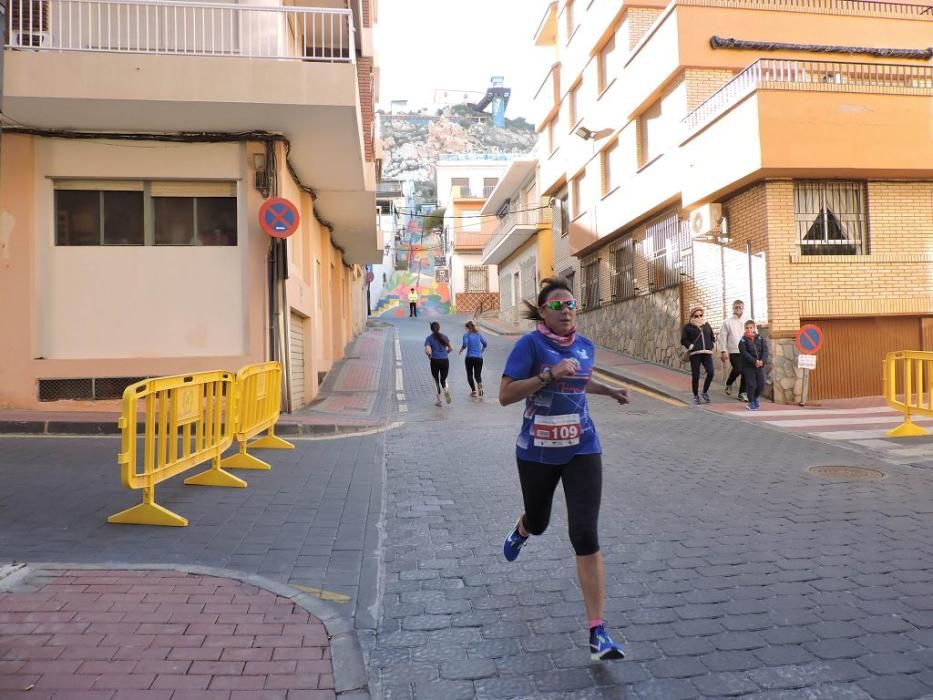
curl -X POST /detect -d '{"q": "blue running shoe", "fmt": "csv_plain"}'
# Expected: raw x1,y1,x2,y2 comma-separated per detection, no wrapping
590,624,625,661
502,523,528,562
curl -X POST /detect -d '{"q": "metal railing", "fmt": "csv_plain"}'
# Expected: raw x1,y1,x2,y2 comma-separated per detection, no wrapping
486,207,547,249
6,0,355,62
438,153,526,162
679,0,932,18
683,59,933,133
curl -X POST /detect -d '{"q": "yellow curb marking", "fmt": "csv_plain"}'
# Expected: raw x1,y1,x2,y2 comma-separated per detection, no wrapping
592,370,686,407
291,584,352,603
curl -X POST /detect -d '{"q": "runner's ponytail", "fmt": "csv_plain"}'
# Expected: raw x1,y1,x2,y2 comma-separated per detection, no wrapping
430,321,449,347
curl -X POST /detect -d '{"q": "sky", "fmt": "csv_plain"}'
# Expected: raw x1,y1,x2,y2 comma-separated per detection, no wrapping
374,0,552,121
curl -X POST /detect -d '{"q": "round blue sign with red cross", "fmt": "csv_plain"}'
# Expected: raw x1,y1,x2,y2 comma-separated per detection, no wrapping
259,197,300,239
795,323,823,355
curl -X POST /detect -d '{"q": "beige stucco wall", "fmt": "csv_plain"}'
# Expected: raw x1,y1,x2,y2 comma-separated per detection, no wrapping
34,139,248,360
0,134,270,410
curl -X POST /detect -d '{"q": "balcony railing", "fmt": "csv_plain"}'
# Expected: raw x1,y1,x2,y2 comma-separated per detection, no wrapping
6,0,355,62
683,59,933,133
486,207,548,250
678,0,932,19
438,153,526,162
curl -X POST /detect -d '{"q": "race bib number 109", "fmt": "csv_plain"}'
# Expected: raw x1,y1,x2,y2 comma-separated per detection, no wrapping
532,414,582,448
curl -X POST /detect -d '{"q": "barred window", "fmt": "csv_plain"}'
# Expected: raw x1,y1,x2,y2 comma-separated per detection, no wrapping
465,265,489,292
795,181,868,255
582,259,599,310
644,214,691,291
611,238,635,300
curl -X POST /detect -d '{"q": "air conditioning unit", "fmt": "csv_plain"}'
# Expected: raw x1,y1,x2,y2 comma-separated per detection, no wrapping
10,30,52,48
688,203,723,239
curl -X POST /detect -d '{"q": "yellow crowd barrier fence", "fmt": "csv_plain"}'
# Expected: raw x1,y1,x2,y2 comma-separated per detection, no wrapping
220,361,294,470
109,371,247,527
883,350,933,437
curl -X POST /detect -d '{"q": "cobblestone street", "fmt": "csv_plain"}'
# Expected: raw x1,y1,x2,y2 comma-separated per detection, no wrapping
368,317,933,699
2,318,933,699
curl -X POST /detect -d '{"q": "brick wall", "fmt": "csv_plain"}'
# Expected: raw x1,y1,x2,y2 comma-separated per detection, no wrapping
625,8,663,49
765,180,933,337
357,57,375,162
682,183,770,335
362,0,371,27
684,69,736,112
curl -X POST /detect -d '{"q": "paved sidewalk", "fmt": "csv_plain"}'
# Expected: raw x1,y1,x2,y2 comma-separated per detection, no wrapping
0,564,368,700
476,315,898,411
0,321,393,437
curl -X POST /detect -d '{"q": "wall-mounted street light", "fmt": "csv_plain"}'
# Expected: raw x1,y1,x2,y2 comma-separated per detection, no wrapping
574,126,615,141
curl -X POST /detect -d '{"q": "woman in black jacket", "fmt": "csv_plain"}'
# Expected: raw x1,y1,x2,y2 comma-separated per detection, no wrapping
681,306,716,404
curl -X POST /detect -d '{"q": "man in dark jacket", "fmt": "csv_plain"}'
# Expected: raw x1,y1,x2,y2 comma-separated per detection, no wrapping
738,320,769,411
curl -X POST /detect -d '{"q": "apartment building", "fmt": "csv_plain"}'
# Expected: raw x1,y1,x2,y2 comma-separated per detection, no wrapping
480,159,553,328
435,154,511,315
0,0,381,411
532,0,933,401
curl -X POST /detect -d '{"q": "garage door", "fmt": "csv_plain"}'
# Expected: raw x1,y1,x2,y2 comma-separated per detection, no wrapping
289,312,306,410
805,316,922,400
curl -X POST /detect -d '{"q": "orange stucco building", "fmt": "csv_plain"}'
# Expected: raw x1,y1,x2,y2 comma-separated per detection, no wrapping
532,0,933,401
0,0,382,411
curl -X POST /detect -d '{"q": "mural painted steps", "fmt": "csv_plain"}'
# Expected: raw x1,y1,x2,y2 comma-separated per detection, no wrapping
373,268,451,317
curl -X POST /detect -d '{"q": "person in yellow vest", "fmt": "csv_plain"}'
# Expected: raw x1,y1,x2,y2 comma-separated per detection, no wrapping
408,288,418,317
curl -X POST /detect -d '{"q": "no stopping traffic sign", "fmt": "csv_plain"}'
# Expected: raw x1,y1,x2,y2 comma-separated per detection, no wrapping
259,198,300,239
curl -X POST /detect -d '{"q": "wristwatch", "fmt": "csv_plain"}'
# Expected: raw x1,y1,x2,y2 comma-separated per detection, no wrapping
537,368,553,385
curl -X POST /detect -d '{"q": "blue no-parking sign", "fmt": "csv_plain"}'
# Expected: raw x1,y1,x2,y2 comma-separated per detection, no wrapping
795,324,823,355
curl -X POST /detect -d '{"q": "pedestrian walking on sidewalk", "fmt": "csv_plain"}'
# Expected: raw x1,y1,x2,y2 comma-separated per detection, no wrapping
498,277,631,662
424,321,453,406
408,288,419,317
719,299,749,402
739,319,769,411
459,320,488,398
681,306,716,405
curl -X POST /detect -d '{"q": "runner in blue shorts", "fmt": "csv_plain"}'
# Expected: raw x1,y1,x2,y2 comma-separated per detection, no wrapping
499,277,631,661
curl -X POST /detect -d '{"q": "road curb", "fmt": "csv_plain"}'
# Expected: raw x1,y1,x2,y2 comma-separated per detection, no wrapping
593,364,689,405
3,562,371,698
0,419,386,438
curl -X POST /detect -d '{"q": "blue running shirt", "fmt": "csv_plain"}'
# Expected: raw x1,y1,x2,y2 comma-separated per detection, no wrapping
424,334,450,359
502,331,601,465
461,332,488,358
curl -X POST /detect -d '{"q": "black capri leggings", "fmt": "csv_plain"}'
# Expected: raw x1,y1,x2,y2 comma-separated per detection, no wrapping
464,357,484,391
429,358,449,393
517,453,602,556
689,354,715,395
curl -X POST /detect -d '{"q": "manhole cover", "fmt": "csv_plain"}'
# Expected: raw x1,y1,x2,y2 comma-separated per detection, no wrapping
808,466,886,480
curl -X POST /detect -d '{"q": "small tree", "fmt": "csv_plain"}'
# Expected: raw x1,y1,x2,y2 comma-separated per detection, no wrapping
420,207,446,236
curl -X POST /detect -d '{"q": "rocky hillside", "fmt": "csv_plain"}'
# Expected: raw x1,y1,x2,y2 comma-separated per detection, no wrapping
379,105,537,201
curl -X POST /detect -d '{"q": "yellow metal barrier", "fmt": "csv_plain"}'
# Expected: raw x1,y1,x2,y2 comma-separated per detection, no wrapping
883,350,933,437
221,361,294,470
109,371,247,527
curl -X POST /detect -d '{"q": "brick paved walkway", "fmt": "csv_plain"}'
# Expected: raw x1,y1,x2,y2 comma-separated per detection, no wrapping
0,567,335,699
